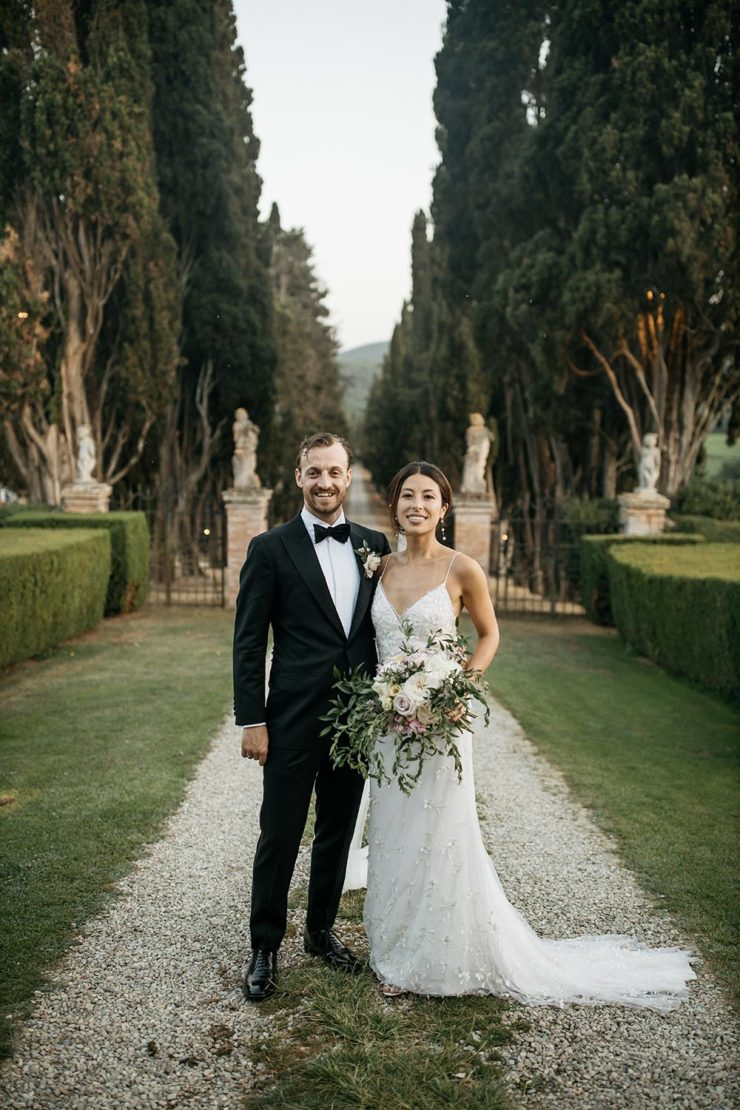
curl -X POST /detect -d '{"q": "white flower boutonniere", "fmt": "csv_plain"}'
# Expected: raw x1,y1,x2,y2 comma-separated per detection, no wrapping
355,540,383,579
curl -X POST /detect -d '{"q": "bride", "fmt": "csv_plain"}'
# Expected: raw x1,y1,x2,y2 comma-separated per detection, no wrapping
362,459,695,1008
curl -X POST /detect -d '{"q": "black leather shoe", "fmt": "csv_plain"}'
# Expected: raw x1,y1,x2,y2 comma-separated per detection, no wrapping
303,928,363,973
244,948,278,1002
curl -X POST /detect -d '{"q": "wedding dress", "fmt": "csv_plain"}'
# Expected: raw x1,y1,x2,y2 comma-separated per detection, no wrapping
342,781,369,893
363,574,696,1010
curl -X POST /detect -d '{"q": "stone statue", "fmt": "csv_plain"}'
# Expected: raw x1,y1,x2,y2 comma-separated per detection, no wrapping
76,424,96,484
635,433,660,494
461,413,493,496
231,407,261,491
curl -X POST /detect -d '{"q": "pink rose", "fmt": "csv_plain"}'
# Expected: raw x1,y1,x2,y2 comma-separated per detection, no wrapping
392,692,414,717
408,717,426,733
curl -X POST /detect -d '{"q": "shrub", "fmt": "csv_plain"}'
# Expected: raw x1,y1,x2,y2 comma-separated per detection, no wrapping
719,457,740,481
0,503,49,522
579,533,705,626
670,515,740,543
607,543,740,701
674,477,740,521
1,510,149,613
0,528,111,669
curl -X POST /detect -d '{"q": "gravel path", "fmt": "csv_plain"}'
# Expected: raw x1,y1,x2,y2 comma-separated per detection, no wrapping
0,716,293,1109
477,700,738,1109
1,702,737,1108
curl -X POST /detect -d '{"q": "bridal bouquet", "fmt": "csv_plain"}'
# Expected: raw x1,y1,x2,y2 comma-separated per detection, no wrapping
322,622,490,795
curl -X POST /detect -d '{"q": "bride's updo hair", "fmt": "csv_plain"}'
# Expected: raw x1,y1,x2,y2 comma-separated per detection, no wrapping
387,461,454,534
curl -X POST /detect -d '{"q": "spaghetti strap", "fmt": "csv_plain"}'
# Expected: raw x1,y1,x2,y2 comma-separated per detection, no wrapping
443,551,459,584
379,553,395,583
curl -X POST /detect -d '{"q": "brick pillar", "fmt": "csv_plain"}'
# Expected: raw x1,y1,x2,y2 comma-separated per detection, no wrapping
454,496,494,573
222,487,273,609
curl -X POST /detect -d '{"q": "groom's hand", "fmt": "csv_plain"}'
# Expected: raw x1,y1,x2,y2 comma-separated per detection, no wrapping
242,725,269,765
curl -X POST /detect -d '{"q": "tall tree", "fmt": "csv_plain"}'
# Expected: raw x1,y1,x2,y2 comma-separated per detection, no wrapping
432,0,604,512
362,211,489,493
0,0,179,503
499,0,739,499
144,0,275,516
362,304,414,486
380,0,739,510
266,204,346,520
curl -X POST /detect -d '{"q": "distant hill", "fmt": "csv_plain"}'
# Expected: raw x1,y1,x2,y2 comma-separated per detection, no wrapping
338,340,389,421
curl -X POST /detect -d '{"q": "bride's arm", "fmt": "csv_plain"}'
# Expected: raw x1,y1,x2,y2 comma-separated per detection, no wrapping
456,555,499,672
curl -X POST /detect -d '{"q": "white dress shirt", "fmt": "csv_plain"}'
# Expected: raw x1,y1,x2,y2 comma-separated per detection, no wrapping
301,506,360,637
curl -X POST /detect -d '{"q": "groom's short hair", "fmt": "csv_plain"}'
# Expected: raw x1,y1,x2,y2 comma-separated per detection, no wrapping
296,432,353,470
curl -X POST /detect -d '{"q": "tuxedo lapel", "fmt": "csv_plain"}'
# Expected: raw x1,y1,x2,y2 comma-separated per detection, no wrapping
347,522,375,640
281,515,346,638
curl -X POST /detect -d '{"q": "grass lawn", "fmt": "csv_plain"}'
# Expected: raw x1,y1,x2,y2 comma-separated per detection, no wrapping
250,888,517,1108
479,616,739,1002
0,605,235,1057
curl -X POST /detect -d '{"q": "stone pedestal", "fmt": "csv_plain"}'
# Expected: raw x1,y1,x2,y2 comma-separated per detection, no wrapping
222,486,273,608
618,491,671,535
454,496,495,572
61,482,112,514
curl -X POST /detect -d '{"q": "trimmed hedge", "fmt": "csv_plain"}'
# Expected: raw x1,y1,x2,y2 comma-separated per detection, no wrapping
670,515,740,543
607,543,740,701
579,532,705,626
1,510,149,613
0,504,36,521
0,528,111,669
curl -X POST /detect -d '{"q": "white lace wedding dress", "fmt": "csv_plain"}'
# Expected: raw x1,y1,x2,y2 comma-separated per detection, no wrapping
363,578,696,1010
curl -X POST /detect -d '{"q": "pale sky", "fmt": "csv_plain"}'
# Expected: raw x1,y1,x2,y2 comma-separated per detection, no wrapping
233,0,448,351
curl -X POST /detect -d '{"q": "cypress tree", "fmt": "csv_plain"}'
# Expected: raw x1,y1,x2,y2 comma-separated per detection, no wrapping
145,0,275,505
362,214,437,487
0,0,179,503
266,204,346,521
408,0,737,507
498,0,739,498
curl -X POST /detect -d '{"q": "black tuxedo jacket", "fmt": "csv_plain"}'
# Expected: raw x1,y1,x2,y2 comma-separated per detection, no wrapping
233,513,391,748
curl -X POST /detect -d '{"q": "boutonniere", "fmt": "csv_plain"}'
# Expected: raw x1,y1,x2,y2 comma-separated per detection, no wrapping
355,540,383,579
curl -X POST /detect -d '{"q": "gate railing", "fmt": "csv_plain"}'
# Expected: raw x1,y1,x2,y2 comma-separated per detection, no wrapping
113,489,226,607
488,504,616,616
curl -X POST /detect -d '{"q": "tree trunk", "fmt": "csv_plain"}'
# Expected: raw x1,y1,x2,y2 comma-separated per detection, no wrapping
154,360,224,583
585,311,739,499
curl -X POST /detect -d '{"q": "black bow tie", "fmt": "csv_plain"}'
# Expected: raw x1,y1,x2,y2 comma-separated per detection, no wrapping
314,522,350,544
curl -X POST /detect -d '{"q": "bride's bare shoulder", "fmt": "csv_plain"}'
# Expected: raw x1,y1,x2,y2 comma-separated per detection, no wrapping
451,550,487,586
377,553,394,577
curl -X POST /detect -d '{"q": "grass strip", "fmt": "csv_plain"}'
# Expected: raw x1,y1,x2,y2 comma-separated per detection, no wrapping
479,616,739,1002
247,889,517,1108
0,605,235,1057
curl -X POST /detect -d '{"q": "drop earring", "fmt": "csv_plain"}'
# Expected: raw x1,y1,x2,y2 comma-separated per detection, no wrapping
440,516,447,542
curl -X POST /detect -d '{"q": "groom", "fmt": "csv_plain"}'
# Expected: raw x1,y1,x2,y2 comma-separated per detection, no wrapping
233,431,390,1001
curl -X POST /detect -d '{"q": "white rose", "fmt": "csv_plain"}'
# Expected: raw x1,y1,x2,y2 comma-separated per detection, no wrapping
424,654,459,689
364,552,382,577
403,672,430,703
372,677,391,699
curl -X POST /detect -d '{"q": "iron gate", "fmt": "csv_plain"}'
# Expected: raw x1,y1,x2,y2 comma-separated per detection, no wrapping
488,503,616,616
114,489,226,606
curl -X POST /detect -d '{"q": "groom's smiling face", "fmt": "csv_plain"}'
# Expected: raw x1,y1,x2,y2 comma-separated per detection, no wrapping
296,442,352,523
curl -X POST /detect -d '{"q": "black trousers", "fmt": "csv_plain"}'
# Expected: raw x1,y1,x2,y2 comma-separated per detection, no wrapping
249,742,365,951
